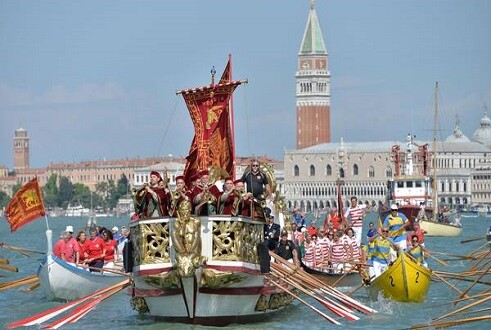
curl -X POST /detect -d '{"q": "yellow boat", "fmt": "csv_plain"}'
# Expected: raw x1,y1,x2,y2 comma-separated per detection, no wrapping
368,251,431,303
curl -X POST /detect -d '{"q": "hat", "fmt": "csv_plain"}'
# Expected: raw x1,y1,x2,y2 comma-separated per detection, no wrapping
199,169,209,176
175,175,185,182
121,226,126,229
112,226,119,232
150,171,162,181
65,225,74,233
390,204,398,210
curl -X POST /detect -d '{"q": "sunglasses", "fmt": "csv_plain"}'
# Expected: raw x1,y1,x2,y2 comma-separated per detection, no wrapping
382,230,389,233
252,164,259,167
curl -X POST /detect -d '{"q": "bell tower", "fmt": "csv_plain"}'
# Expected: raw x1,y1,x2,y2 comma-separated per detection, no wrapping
296,0,331,149
13,128,30,171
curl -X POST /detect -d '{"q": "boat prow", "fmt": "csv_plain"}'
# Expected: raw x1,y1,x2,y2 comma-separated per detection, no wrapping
37,254,125,301
367,251,431,303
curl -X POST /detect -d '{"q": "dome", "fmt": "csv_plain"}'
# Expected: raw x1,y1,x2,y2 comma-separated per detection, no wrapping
472,109,491,147
445,116,470,143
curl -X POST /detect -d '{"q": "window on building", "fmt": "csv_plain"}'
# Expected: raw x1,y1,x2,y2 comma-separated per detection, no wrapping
310,165,315,176
368,166,375,178
339,167,345,178
294,165,299,176
326,164,332,176
353,164,359,176
386,166,393,178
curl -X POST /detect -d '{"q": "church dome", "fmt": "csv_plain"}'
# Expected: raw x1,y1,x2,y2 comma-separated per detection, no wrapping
445,116,470,142
472,110,491,147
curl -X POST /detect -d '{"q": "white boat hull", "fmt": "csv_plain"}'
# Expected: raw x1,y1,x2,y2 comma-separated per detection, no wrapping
37,255,124,301
420,220,462,237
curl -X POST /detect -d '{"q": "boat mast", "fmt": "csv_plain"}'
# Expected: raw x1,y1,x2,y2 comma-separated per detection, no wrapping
432,82,439,221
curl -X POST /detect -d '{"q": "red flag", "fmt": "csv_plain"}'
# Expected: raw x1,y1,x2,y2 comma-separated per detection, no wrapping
5,177,46,232
181,80,241,185
219,57,231,84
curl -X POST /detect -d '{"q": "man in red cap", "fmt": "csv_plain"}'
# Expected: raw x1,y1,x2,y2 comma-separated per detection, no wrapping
191,169,220,216
141,170,170,218
169,175,191,217
218,177,241,216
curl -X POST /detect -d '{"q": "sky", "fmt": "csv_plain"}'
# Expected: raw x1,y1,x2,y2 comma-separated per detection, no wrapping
1,0,490,169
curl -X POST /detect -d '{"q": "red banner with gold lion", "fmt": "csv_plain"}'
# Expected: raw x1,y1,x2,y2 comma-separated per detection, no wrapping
179,61,243,185
5,177,46,232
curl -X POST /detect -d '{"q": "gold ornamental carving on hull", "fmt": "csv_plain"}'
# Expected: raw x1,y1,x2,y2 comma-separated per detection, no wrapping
144,270,181,289
133,222,171,264
212,220,262,263
171,200,206,277
199,268,245,288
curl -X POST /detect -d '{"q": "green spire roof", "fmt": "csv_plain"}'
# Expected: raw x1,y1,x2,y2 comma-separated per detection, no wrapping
299,1,327,55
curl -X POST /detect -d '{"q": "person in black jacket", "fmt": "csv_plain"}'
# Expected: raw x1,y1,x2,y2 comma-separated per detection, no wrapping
275,230,300,266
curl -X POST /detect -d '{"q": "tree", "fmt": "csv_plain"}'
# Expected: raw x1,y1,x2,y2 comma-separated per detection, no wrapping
0,190,10,209
58,177,74,208
42,174,59,208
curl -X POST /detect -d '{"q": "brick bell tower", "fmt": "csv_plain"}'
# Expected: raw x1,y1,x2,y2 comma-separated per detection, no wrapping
13,128,30,171
296,0,331,149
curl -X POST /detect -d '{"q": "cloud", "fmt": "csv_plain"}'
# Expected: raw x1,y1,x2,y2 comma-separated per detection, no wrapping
0,81,125,107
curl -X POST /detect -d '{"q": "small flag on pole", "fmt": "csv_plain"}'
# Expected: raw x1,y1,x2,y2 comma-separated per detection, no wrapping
5,177,46,232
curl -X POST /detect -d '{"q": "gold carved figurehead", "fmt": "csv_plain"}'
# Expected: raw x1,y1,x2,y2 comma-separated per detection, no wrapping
171,199,206,277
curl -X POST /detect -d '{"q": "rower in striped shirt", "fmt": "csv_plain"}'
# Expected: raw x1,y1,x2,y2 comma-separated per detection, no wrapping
343,196,366,247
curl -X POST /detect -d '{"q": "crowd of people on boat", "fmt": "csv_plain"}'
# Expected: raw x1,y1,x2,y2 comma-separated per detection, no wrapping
132,159,272,221
52,224,129,272
270,200,430,283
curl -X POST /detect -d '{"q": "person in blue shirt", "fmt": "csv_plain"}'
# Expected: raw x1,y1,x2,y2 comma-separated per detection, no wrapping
383,204,410,250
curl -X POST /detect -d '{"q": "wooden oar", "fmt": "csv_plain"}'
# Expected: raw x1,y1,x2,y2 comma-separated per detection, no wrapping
433,294,491,321
412,314,491,329
456,263,491,303
461,236,486,244
7,279,130,328
270,263,356,318
431,272,468,297
424,249,449,267
26,280,40,291
0,264,18,272
347,282,365,297
0,275,38,291
267,276,341,325
0,259,9,264
269,251,376,315
269,269,359,321
0,242,45,255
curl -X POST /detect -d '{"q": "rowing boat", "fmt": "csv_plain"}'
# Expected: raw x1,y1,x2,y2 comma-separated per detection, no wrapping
367,251,431,303
37,230,125,301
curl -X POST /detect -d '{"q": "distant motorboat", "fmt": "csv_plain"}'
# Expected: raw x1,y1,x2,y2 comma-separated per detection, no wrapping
65,204,90,217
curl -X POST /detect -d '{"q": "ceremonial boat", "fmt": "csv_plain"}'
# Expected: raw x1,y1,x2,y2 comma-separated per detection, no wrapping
126,59,293,325
367,251,431,303
381,86,462,237
37,230,125,301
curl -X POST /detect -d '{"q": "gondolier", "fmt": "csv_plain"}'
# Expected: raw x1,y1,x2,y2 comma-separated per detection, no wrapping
344,196,366,246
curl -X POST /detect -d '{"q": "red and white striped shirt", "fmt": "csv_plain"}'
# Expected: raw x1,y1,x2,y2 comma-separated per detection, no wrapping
344,205,366,228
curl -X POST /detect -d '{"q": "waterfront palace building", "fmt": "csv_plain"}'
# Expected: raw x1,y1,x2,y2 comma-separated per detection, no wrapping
1,2,490,213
